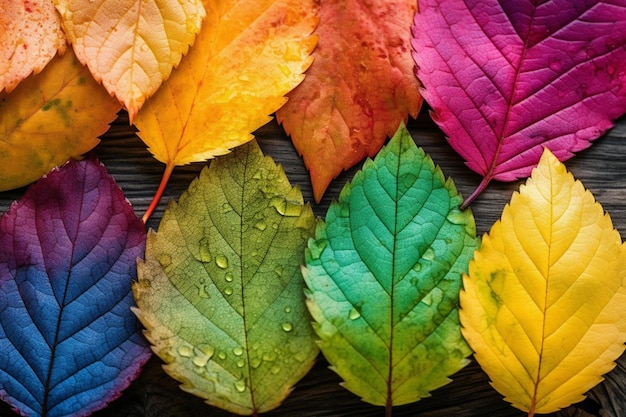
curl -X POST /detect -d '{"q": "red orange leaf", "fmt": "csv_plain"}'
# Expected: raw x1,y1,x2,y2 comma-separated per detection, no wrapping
276,0,422,203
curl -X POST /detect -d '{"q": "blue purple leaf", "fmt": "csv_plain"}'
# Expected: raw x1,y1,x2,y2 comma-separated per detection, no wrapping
0,156,151,417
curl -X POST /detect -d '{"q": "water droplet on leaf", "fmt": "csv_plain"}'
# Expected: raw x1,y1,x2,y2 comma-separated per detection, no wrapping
349,308,361,320
177,345,192,357
234,379,246,392
216,255,228,269
281,322,293,332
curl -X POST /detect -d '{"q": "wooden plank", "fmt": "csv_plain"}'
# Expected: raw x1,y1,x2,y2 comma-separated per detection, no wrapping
0,108,624,416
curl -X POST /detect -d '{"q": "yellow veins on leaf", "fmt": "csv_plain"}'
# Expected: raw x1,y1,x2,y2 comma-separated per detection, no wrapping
54,0,205,120
134,0,318,167
0,49,121,192
460,149,626,416
1,0,67,93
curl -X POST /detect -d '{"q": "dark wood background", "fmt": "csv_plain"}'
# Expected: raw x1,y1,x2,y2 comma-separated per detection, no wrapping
0,107,625,416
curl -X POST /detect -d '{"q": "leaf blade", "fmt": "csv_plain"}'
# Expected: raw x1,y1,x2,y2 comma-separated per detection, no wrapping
411,0,626,204
0,49,121,192
277,0,422,202
134,140,318,415
0,0,67,93
54,0,205,119
0,156,151,417
134,0,317,166
459,149,626,414
304,124,477,408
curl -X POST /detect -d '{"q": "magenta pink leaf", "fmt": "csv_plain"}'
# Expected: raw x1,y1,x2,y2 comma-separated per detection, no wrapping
0,155,150,417
411,0,626,206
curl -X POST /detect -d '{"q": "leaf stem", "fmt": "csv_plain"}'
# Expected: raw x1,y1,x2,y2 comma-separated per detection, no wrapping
142,162,175,224
461,176,491,209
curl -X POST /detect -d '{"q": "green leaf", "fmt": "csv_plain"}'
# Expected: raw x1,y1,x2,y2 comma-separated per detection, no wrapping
304,123,478,409
133,140,318,415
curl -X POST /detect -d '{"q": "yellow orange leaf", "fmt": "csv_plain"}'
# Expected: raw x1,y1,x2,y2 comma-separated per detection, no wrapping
54,0,205,120
1,0,67,93
0,49,121,191
134,0,317,167
460,149,626,416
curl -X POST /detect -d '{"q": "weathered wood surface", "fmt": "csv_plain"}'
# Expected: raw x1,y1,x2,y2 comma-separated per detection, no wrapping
0,107,625,416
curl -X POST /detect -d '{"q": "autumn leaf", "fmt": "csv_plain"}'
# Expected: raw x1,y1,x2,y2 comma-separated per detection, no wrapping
460,148,626,416
411,0,626,207
0,0,67,93
0,48,121,192
54,0,205,120
134,0,317,222
276,0,422,203
0,156,151,417
133,140,318,415
304,123,476,412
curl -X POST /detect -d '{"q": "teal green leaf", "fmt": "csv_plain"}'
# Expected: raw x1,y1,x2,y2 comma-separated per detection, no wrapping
133,140,318,415
304,123,478,409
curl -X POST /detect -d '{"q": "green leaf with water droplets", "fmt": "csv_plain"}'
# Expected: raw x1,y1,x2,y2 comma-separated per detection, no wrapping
304,123,478,411
133,140,318,415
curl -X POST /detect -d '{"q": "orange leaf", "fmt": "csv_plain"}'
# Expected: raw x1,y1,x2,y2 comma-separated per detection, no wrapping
0,0,67,93
276,0,422,202
54,0,205,120
134,0,317,223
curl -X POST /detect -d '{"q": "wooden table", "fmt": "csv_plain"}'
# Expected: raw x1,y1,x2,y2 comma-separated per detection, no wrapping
0,108,624,416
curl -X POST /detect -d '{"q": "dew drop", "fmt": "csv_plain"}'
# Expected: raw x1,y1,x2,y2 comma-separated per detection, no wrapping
548,60,561,71
263,352,276,362
283,201,302,217
274,266,283,277
193,354,209,367
216,255,228,269
272,223,279,230
252,170,262,179
233,346,244,356
221,202,232,214
349,308,361,320
294,351,309,363
271,365,281,375
158,254,172,267
281,322,293,332
234,379,247,393
177,345,192,357
284,306,292,313
254,221,267,231
218,351,227,360
197,344,215,360
140,43,149,53
198,237,212,262
250,357,262,369
423,248,435,261
225,272,234,282
197,284,210,299
236,359,245,368
224,287,233,296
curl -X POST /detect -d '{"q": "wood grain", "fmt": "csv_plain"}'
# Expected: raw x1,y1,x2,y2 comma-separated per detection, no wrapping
0,108,624,417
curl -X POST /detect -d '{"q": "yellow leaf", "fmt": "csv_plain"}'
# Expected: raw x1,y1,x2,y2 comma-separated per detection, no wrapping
0,0,67,93
0,49,121,191
134,0,318,167
54,0,205,120
459,148,626,416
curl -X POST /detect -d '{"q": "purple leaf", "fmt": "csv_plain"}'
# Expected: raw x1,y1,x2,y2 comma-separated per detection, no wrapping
411,0,626,206
0,156,151,417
